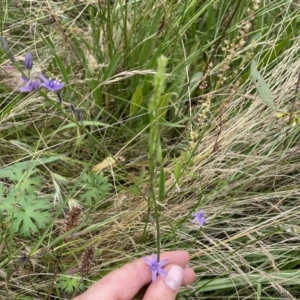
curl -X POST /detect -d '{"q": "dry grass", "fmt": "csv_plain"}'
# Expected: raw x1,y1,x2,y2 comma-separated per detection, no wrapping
1,1,300,299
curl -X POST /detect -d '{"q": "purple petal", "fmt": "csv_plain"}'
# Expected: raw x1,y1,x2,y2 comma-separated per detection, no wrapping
143,253,169,282
39,74,49,83
22,74,29,83
31,80,41,91
157,268,168,276
158,258,169,267
19,85,34,92
39,74,65,91
143,257,152,265
196,218,205,226
152,271,157,283
41,81,64,91
19,80,40,93
192,210,208,226
52,82,64,91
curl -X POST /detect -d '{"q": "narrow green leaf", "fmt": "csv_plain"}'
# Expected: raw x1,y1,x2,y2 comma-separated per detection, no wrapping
250,60,275,109
88,6,104,62
192,270,300,293
158,93,170,123
129,86,143,117
261,10,298,65
257,282,261,300
139,8,162,65
44,121,109,139
40,36,69,86
189,72,203,93
0,94,21,122
70,35,88,67
157,121,184,128
158,167,165,203
103,52,123,81
95,52,122,108
69,35,104,108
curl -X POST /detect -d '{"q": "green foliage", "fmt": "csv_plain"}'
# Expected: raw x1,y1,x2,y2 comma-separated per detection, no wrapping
2,0,300,299
137,7,162,66
148,55,168,258
157,94,170,123
0,165,51,237
148,55,168,166
57,274,84,295
129,86,143,119
0,156,64,179
4,194,51,237
251,60,275,110
78,173,112,206
158,166,165,204
96,52,123,109
8,168,42,196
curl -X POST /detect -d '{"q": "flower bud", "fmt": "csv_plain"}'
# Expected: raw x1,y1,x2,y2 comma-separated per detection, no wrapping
24,52,33,70
1,36,9,51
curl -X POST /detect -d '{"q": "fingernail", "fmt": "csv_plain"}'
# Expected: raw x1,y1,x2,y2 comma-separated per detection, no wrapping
164,266,184,291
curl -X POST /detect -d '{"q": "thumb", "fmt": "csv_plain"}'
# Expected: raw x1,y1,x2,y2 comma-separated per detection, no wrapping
143,265,184,300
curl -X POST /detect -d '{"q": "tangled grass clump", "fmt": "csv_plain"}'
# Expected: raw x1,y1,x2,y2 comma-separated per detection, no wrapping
1,0,300,299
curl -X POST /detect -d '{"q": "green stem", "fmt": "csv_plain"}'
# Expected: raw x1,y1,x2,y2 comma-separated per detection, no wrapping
148,55,168,261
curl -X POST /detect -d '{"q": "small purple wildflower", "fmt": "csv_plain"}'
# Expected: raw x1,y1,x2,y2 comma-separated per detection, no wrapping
19,74,40,92
24,52,33,70
40,74,64,91
143,253,168,283
192,210,208,226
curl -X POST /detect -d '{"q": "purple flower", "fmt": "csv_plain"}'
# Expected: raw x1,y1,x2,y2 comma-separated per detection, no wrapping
143,253,168,282
19,74,40,92
40,74,64,91
192,210,208,226
24,52,33,70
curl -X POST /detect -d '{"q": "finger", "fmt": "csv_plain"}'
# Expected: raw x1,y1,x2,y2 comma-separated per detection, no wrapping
181,267,195,285
134,266,194,299
74,251,191,300
143,265,195,300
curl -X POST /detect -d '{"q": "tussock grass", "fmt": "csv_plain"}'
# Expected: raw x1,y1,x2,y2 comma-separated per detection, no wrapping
1,0,300,299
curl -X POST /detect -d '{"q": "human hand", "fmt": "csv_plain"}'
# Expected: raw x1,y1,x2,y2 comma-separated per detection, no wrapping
73,250,195,300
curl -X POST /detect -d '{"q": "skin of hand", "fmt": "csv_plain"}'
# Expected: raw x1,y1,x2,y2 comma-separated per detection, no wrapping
73,250,195,300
